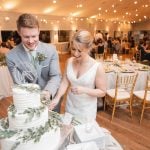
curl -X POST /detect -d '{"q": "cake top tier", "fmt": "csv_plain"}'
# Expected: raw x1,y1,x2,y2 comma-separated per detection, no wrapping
12,84,41,113
12,84,41,94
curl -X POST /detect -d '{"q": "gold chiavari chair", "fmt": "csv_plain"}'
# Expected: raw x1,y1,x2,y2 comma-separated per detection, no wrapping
104,72,138,122
133,74,150,124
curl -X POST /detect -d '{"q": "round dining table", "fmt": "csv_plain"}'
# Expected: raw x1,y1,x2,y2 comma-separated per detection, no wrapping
0,66,13,99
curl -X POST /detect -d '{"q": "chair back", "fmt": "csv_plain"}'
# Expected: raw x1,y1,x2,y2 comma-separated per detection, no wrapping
139,73,150,124
104,72,138,121
115,73,138,98
95,53,104,61
143,74,150,101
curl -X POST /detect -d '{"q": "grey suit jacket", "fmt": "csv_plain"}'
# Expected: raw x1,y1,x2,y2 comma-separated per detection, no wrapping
6,41,61,98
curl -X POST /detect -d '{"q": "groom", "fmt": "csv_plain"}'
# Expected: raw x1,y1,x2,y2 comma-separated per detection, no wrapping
6,13,62,113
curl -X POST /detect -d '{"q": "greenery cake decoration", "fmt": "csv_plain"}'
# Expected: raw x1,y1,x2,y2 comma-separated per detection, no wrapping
0,110,61,150
8,104,45,123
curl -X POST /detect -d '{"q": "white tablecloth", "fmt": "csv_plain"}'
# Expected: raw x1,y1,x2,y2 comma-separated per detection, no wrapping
0,66,13,99
106,70,149,91
104,62,149,91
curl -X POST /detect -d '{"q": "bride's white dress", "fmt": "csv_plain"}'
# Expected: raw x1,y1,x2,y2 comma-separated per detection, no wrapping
65,59,100,122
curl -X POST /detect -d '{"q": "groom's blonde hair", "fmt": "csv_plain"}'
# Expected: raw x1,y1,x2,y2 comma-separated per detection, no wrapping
17,13,39,31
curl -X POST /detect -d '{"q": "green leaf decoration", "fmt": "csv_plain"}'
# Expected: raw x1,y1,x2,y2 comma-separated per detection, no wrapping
8,105,45,123
0,118,9,129
0,111,61,150
0,129,17,139
8,105,17,118
23,106,45,123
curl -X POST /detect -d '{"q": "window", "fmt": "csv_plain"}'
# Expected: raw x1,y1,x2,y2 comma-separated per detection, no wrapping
1,31,21,45
39,31,51,43
58,30,70,42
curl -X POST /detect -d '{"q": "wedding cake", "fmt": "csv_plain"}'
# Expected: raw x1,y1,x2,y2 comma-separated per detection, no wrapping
0,84,60,150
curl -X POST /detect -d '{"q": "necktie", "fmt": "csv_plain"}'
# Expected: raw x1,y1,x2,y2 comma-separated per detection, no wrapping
29,51,36,68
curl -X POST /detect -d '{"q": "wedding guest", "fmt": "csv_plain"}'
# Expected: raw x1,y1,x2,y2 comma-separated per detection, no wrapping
6,36,16,49
6,13,62,112
137,39,150,61
0,42,10,54
97,38,105,54
49,30,106,122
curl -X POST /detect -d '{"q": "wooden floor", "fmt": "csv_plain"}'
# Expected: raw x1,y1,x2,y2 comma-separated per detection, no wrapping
0,53,150,150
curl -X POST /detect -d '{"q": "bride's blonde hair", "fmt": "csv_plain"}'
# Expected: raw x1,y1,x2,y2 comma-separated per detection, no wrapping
72,30,93,49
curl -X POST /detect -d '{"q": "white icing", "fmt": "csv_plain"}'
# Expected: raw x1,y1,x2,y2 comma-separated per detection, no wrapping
8,107,48,130
12,84,41,113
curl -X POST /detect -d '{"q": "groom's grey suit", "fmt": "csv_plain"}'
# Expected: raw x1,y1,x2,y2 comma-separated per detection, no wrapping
6,41,62,112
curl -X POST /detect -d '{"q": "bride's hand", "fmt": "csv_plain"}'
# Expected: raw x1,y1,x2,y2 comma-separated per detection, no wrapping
71,86,85,94
48,98,59,111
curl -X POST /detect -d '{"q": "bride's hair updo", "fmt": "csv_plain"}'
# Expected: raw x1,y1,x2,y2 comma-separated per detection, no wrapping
72,30,93,49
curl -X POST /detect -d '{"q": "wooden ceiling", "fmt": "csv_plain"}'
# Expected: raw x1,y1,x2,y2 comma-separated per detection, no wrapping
0,0,150,23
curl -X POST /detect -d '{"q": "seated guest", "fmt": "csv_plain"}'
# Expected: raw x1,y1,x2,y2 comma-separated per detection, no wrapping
137,40,150,61
6,37,16,49
0,42,10,54
97,38,105,54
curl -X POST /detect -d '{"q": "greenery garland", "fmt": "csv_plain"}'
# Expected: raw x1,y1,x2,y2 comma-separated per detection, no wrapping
0,108,81,150
0,118,18,140
8,105,45,123
0,111,61,150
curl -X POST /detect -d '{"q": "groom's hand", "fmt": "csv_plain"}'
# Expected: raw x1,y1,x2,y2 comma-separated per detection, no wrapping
41,90,51,101
49,98,59,111
14,62,38,83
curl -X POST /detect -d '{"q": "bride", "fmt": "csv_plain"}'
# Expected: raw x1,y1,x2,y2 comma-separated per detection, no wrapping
49,30,106,122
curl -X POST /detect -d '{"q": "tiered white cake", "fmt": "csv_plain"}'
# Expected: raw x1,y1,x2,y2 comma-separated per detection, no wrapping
0,84,60,150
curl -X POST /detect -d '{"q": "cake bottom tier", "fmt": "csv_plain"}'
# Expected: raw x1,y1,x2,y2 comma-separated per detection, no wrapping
0,128,60,150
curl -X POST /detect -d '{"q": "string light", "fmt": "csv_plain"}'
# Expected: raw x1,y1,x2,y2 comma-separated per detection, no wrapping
52,0,57,4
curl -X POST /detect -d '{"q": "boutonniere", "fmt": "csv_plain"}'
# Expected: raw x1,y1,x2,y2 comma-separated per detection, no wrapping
36,52,47,62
